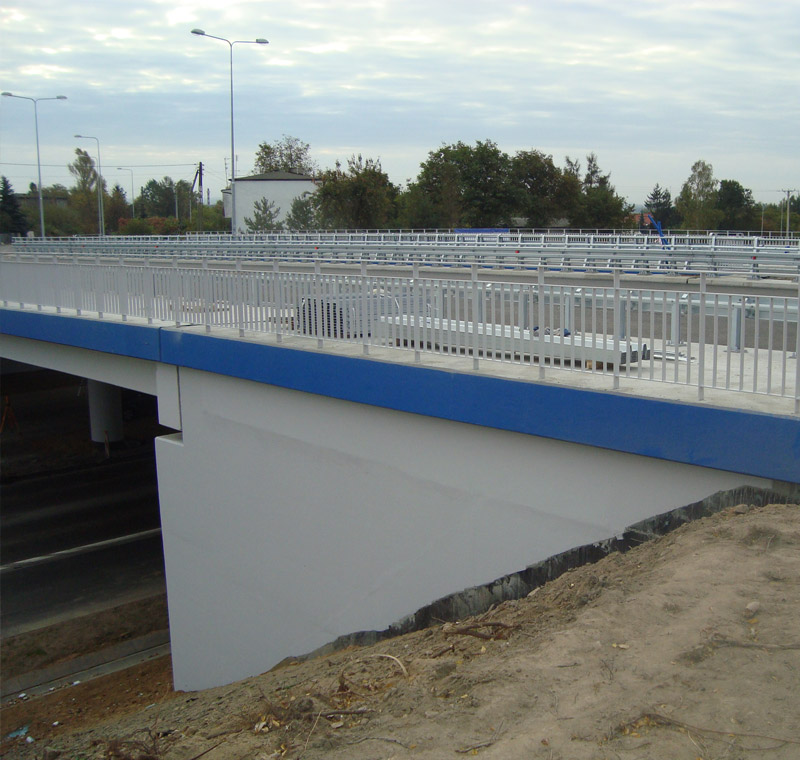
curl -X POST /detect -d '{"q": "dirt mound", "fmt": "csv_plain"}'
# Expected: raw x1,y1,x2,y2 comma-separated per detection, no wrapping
3,501,799,759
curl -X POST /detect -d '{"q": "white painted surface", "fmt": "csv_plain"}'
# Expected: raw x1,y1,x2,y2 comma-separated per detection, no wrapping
155,367,771,691
156,364,182,430
224,175,318,230
0,334,158,395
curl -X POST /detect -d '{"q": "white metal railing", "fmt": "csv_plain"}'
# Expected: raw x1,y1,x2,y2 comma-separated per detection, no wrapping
8,232,800,278
1,254,798,412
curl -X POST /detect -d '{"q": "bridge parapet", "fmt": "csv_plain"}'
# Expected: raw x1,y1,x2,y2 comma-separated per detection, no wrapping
1,250,797,413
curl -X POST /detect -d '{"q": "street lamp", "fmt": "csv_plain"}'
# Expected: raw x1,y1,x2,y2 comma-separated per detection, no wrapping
117,167,135,217
2,92,67,237
74,134,105,235
191,28,268,234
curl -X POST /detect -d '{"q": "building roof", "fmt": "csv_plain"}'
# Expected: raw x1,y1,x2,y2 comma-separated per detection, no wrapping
235,171,316,182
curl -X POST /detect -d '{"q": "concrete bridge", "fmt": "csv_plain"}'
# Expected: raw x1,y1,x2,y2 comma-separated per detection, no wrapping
1,238,798,691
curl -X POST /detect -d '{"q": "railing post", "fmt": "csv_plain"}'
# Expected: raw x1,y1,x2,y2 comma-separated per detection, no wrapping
698,273,706,401
471,264,479,370
537,266,546,380
145,266,154,325
360,260,369,355
75,263,82,316
728,298,743,353
172,262,181,327
96,257,104,319
314,261,323,349
235,259,245,338
412,262,422,363
612,270,621,389
563,292,572,335
118,260,128,321
615,292,627,340
669,296,680,346
274,261,283,344
35,257,42,312
521,291,530,330
203,259,212,334
794,280,799,416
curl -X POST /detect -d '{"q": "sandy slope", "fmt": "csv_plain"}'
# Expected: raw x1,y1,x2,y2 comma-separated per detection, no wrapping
2,501,799,760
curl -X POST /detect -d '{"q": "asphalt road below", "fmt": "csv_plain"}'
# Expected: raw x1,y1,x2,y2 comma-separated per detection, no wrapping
1,457,161,564
0,365,169,639
1,534,167,637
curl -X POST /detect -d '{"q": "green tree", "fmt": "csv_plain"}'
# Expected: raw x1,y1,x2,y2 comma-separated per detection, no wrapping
105,184,130,233
395,181,440,229
716,179,758,231
244,197,284,232
644,184,680,228
676,160,721,230
314,155,398,229
133,177,196,224
67,148,105,234
68,148,100,193
0,177,30,235
551,156,585,227
253,135,316,175
416,140,516,228
284,192,318,229
195,201,229,232
510,150,565,227
559,154,633,228
118,217,155,235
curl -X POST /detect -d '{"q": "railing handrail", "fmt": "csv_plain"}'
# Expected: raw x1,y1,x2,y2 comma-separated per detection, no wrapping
6,235,800,279
2,248,797,412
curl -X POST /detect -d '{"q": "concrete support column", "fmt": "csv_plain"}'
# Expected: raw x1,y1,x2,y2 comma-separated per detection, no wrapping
87,379,124,444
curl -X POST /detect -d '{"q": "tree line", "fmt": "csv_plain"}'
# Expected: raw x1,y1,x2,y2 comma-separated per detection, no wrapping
0,148,226,237
250,137,798,234
2,138,798,236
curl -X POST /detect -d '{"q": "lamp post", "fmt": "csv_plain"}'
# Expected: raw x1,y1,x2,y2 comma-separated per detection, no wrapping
117,167,135,217
2,92,67,237
74,134,105,236
191,28,268,234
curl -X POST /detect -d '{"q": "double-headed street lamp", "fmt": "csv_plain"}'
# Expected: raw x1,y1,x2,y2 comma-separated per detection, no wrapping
191,28,268,234
74,134,105,236
2,91,67,237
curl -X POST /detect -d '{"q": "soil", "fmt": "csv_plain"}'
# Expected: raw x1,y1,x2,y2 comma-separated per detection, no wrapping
2,500,799,760
1,595,169,678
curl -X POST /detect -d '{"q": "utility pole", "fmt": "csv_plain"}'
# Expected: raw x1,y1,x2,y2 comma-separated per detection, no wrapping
192,162,205,232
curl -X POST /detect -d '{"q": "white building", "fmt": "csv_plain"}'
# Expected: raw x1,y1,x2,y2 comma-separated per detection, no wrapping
222,171,317,231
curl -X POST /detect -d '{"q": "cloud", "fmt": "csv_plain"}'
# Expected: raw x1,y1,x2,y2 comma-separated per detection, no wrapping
0,0,797,204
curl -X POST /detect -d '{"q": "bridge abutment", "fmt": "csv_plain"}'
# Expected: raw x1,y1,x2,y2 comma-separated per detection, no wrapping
155,366,772,691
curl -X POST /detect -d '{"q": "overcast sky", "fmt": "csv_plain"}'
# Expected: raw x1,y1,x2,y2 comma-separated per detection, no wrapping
1,0,798,210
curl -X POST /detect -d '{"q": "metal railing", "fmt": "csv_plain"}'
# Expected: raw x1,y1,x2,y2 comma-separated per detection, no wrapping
8,232,800,278
1,253,798,412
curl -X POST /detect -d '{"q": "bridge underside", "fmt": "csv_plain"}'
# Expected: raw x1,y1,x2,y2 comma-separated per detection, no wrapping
1,309,796,690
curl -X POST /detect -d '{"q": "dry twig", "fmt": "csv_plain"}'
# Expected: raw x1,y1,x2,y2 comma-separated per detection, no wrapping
360,653,409,677
443,622,516,641
346,736,412,749
711,634,800,651
616,712,800,748
456,720,505,754
296,711,323,759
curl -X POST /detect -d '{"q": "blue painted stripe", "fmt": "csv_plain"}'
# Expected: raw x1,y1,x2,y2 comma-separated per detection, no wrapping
0,309,161,361
160,328,799,484
3,308,798,482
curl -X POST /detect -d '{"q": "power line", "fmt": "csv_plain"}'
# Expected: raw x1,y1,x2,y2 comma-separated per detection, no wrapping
0,161,198,168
